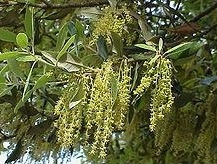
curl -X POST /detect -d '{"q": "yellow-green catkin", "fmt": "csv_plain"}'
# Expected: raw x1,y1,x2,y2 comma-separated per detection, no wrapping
85,60,115,159
54,75,89,148
134,56,174,131
133,57,158,95
150,58,174,131
171,103,196,154
114,59,131,130
196,93,217,163
154,111,175,153
92,7,132,44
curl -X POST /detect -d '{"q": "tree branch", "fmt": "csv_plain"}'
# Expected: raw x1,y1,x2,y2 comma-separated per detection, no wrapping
0,129,16,140
0,0,109,9
190,1,217,22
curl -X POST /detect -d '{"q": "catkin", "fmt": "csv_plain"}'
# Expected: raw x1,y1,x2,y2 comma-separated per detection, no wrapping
150,58,174,131
85,60,115,158
134,56,174,131
196,93,217,163
54,59,132,159
54,75,89,148
113,59,131,130
92,7,132,44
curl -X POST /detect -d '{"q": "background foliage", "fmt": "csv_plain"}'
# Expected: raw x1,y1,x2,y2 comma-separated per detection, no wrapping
1,0,217,163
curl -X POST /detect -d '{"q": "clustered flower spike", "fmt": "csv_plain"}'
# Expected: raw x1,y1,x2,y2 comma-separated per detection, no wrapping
196,93,217,163
54,60,131,159
113,59,131,130
150,58,174,131
92,7,132,44
85,60,115,158
171,103,196,154
134,56,174,131
54,76,88,148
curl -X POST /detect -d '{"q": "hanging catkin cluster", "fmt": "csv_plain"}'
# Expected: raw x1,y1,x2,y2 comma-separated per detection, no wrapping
134,56,174,131
92,7,132,43
171,103,196,154
54,60,131,159
54,75,89,148
196,93,217,164
154,111,175,153
85,60,115,158
113,59,131,130
85,60,131,158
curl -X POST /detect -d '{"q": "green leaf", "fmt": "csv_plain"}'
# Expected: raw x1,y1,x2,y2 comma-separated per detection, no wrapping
66,81,84,109
174,93,194,108
16,33,28,48
0,65,9,74
0,28,16,42
135,44,157,52
56,22,69,51
14,89,33,113
25,7,33,39
97,36,108,60
81,54,102,67
200,76,217,86
0,52,27,61
111,32,123,56
22,61,36,100
0,85,15,97
149,54,160,66
75,20,85,38
69,85,82,102
79,7,101,18
68,21,77,36
0,74,10,97
34,55,54,66
16,55,36,62
41,51,81,72
27,120,52,136
41,51,79,72
64,54,81,71
68,22,80,56
60,61,81,72
14,73,49,113
0,74,6,87
138,18,153,41
41,51,57,64
33,74,49,90
166,42,202,60
57,35,75,61
129,53,154,61
43,8,72,20
7,59,24,78
165,42,192,54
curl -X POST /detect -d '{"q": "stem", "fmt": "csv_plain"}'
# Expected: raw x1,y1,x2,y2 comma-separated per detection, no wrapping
0,0,109,9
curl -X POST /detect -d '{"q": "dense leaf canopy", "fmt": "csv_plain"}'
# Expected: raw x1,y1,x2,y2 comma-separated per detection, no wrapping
1,0,217,163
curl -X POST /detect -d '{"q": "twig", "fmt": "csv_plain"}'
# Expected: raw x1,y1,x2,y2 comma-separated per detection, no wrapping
199,23,217,36
0,0,109,9
190,1,217,22
155,0,189,24
0,129,16,140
